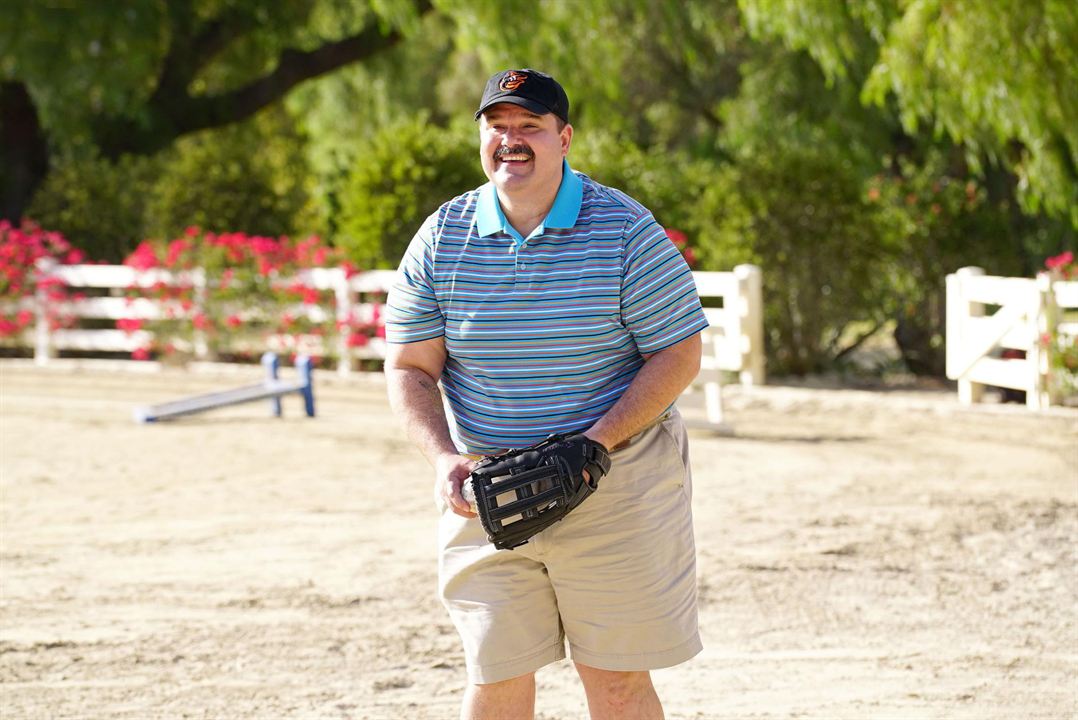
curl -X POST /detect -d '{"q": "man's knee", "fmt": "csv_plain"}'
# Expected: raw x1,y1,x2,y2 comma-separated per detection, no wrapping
463,672,536,720
574,663,658,709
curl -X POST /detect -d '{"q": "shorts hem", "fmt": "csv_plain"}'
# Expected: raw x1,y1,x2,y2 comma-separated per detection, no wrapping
467,642,566,685
568,633,702,672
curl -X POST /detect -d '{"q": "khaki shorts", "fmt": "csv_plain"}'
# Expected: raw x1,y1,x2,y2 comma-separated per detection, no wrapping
437,409,702,685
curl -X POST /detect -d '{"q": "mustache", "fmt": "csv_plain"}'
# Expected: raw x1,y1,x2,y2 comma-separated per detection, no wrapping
494,145,534,160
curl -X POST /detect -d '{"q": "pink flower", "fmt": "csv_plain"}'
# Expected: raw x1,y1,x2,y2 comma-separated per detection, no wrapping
0,318,18,337
117,318,143,334
346,333,369,348
226,314,243,328
1046,251,1074,270
124,242,159,270
192,313,210,330
132,347,151,361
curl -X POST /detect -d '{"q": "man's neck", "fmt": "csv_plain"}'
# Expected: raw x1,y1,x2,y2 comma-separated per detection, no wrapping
497,181,560,240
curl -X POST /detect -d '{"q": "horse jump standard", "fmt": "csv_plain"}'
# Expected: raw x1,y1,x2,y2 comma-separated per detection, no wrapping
134,353,314,423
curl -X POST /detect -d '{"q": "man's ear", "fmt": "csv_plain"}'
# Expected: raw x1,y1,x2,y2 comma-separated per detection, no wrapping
561,124,573,156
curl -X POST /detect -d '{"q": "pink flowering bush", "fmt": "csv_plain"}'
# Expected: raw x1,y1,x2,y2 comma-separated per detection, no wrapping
665,229,698,269
1045,250,1075,280
1041,251,1078,398
122,227,377,364
0,221,82,341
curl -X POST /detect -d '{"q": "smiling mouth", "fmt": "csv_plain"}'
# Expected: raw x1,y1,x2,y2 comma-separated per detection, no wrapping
495,146,534,163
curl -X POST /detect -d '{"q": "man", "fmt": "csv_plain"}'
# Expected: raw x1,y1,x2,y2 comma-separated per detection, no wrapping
384,68,708,720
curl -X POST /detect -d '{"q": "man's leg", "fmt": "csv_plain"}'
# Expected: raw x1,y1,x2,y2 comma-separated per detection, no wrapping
574,663,664,720
462,672,536,720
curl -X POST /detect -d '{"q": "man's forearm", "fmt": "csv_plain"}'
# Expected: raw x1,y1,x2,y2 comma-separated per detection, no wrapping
585,334,702,450
385,366,459,465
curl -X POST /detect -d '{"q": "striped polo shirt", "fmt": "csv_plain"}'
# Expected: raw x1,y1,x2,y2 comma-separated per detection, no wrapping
386,159,708,454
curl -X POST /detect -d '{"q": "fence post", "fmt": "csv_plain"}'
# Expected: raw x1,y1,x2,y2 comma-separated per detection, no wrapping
334,268,352,377
192,267,209,360
947,266,985,404
734,264,765,386
33,258,56,366
1032,272,1055,409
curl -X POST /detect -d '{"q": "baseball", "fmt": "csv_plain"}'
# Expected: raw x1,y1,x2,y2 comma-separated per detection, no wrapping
461,478,476,511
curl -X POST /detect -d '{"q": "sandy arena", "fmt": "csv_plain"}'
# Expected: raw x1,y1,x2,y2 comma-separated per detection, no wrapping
1,361,1075,719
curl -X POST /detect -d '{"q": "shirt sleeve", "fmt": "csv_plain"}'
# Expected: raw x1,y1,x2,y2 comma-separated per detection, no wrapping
385,216,445,344
620,213,709,354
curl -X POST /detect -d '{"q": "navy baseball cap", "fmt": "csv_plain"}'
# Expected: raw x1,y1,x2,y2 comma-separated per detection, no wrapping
474,69,570,124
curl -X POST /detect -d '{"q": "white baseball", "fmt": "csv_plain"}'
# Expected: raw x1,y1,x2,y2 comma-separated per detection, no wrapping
461,479,477,511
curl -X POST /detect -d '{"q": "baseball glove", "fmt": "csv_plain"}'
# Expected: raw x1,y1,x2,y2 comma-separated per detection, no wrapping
466,433,611,550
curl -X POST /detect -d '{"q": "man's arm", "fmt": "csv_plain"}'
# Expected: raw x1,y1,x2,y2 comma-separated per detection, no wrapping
584,332,702,451
384,338,476,517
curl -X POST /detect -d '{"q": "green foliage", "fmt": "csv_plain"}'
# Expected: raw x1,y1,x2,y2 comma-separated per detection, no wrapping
27,108,319,260
690,147,892,375
719,45,893,176
869,148,1023,374
144,108,318,242
26,153,161,263
0,1,405,143
443,0,746,150
336,115,484,268
739,0,1078,226
0,2,168,141
570,131,717,233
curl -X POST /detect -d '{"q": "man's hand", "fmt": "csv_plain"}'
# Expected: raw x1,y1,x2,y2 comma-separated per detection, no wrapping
436,452,477,518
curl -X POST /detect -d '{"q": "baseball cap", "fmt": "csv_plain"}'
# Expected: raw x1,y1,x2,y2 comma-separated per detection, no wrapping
474,69,570,124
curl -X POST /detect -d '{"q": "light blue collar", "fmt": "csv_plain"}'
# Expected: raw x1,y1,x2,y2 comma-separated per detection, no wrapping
476,159,583,245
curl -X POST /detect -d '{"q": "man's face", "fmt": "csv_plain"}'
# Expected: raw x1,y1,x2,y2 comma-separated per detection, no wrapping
478,103,572,198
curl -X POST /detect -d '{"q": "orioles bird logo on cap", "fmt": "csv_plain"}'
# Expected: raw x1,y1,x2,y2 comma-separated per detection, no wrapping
499,71,528,91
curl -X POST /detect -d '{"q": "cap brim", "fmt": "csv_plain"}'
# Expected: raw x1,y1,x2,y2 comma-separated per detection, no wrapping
474,95,552,120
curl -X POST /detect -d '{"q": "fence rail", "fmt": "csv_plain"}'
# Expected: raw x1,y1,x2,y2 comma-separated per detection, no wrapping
9,264,765,422
946,266,1077,409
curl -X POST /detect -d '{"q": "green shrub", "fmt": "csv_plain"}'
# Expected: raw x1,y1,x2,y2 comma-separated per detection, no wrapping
144,109,318,243
336,115,485,268
26,152,160,262
690,148,893,375
27,108,319,262
570,130,716,232
870,149,1023,375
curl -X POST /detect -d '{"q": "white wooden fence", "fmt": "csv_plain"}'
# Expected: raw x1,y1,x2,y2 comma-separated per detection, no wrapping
946,266,1078,409
12,262,765,426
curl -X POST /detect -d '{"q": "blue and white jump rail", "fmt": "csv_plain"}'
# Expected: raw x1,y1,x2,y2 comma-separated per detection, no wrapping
134,352,315,423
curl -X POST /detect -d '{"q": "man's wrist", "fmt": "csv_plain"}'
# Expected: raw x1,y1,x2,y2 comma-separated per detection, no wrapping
582,428,615,452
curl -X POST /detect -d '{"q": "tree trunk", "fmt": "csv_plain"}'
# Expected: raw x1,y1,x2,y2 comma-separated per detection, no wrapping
0,81,49,223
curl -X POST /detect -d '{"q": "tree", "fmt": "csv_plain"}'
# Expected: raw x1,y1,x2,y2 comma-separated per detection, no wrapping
739,0,1078,226
0,0,433,221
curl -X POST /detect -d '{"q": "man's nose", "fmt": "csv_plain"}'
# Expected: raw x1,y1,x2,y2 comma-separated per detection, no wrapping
500,126,523,143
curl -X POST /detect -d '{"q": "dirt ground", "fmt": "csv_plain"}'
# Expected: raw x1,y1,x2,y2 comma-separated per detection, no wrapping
1,361,1075,720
